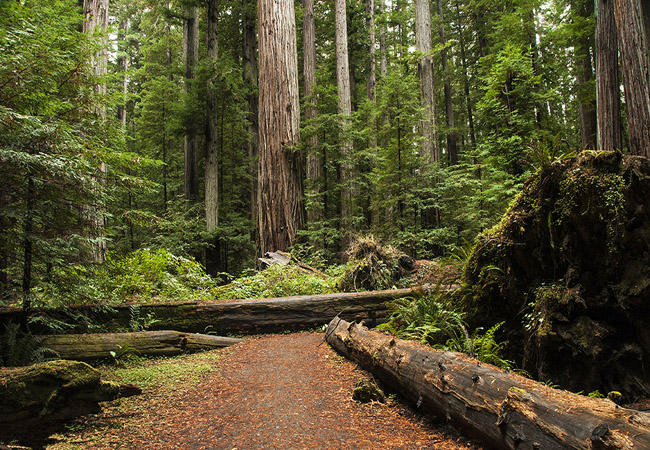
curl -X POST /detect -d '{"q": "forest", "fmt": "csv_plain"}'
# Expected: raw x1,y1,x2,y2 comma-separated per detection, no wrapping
2,0,650,448
1,0,649,307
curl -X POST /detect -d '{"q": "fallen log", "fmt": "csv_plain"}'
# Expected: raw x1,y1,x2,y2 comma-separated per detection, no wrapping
0,360,140,447
40,330,243,361
1,286,428,335
326,319,650,450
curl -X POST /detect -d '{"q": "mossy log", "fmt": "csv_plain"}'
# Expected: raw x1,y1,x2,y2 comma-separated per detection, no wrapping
326,319,650,450
40,330,243,361
0,360,123,422
0,287,427,335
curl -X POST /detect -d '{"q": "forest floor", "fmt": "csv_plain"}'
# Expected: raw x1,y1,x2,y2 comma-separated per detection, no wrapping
39,332,483,450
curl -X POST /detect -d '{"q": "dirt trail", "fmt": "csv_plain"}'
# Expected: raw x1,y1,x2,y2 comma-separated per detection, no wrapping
54,333,483,449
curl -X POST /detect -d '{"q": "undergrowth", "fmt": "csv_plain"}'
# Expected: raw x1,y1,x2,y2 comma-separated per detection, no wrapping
213,264,340,300
379,286,512,369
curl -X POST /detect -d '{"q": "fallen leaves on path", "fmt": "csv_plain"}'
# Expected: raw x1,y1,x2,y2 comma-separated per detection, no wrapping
49,332,483,450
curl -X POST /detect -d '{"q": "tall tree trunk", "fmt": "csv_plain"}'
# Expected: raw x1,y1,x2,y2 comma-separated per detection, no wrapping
378,0,387,77
205,0,219,275
117,18,129,128
572,0,597,149
612,0,650,157
366,0,376,102
243,0,259,241
596,0,622,150
82,0,109,263
303,0,323,225
414,0,439,162
257,0,304,255
437,0,457,164
454,0,475,148
335,0,355,231
183,6,200,203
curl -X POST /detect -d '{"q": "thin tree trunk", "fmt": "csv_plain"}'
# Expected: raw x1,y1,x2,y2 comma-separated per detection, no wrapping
117,18,128,128
303,0,323,225
596,0,622,150
335,0,355,231
612,0,650,157
243,0,259,242
21,176,34,316
183,6,200,203
378,0,387,77
366,0,377,102
454,0,475,148
437,0,458,164
205,0,219,275
414,0,439,162
257,0,304,255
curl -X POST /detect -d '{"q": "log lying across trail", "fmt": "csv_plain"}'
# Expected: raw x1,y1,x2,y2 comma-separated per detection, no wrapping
326,319,650,450
41,330,243,361
1,287,428,335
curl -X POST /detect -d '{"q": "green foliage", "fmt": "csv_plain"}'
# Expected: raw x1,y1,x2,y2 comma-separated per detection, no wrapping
213,264,338,300
380,287,511,369
0,322,58,367
104,249,216,303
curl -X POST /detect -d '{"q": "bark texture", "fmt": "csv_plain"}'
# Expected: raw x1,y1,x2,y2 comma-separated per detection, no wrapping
414,0,439,161
40,330,242,361
257,0,304,255
596,0,622,150
1,287,428,336
612,0,650,157
183,6,200,202
326,319,650,450
335,0,355,229
573,0,597,149
205,0,219,231
303,0,323,224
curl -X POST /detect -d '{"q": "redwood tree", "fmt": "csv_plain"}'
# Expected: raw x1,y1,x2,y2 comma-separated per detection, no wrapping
612,0,650,157
257,0,304,255
414,0,439,161
595,0,622,150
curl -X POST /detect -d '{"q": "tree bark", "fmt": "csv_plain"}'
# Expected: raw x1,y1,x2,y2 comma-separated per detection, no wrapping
183,5,200,202
303,0,323,225
414,0,439,162
82,0,109,262
257,0,304,255
243,0,259,242
40,330,242,361
596,0,622,151
437,0,458,164
326,319,650,450
572,0,597,150
612,0,650,157
366,0,377,103
205,0,219,275
1,287,430,336
335,0,355,231
378,0,387,77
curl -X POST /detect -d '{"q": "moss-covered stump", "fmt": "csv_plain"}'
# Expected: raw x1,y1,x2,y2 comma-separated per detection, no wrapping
465,151,650,401
0,360,120,423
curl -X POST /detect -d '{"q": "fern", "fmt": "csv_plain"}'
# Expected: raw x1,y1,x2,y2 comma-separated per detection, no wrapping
0,322,59,367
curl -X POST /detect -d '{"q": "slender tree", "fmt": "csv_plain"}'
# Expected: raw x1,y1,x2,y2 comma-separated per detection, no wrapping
612,0,650,157
335,0,355,229
595,0,622,150
437,0,457,164
243,0,259,234
183,5,200,202
303,0,323,224
414,0,439,161
571,0,597,149
257,0,304,254
205,0,219,273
